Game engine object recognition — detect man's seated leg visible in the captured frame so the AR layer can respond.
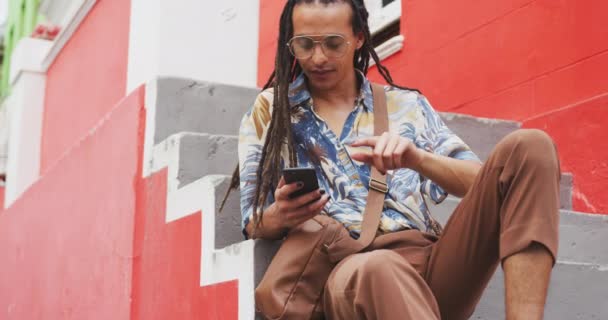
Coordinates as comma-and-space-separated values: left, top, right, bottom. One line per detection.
322, 249, 440, 320
424, 129, 561, 320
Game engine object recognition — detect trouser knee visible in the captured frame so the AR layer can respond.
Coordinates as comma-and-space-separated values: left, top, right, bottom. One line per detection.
495, 129, 560, 175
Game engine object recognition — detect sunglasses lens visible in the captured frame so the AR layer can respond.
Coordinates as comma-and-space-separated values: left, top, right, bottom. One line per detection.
289, 35, 348, 59
323, 36, 347, 57
291, 37, 314, 58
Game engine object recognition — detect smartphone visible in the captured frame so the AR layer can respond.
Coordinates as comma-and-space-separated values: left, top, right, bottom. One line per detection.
282, 167, 320, 199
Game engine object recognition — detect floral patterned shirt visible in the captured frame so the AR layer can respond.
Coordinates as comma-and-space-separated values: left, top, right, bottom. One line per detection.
238, 72, 480, 239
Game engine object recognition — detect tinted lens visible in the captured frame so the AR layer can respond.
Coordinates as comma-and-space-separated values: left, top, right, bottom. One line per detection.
288, 35, 349, 59
290, 37, 315, 58
323, 35, 347, 55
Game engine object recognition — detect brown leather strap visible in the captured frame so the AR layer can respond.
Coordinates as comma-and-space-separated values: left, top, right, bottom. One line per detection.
357, 83, 388, 247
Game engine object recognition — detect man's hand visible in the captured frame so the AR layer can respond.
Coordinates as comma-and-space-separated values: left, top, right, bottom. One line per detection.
247, 177, 330, 239
272, 177, 330, 229
351, 131, 481, 197
350, 132, 425, 174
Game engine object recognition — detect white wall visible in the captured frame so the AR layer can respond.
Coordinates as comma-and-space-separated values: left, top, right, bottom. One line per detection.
127, 0, 260, 92
2, 38, 52, 207
4, 72, 46, 207
126, 0, 161, 93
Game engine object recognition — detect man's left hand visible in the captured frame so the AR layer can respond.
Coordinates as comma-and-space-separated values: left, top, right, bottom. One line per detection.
350, 132, 425, 175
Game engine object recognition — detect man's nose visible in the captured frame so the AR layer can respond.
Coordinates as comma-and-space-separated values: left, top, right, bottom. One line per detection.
310, 44, 328, 64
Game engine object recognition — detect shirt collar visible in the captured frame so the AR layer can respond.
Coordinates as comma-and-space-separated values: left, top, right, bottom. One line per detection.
288, 70, 374, 111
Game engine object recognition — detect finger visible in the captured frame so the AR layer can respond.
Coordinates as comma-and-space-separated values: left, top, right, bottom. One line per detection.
350, 152, 373, 164
351, 136, 378, 147
383, 134, 400, 170
372, 132, 390, 174
307, 193, 330, 213
393, 138, 408, 168
275, 181, 303, 200
286, 195, 329, 222
285, 188, 324, 210
274, 176, 287, 199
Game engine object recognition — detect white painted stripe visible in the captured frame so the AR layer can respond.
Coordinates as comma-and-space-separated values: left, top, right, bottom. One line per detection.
3, 70, 46, 208
142, 79, 159, 178
143, 99, 256, 318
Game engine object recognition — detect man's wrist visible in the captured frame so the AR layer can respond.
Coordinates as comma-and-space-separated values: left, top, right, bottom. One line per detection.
410, 148, 429, 173
249, 204, 289, 240
266, 204, 290, 238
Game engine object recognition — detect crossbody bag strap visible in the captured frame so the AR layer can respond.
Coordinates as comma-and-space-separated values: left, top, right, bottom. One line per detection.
357, 83, 389, 247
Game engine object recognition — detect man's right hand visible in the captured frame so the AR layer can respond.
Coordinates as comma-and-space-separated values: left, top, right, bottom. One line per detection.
246, 177, 330, 239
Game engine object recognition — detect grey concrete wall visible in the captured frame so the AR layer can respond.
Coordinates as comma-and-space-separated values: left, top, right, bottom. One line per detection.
214, 176, 248, 250
152, 77, 258, 143
152, 77, 522, 161
441, 112, 520, 162
177, 134, 238, 188
214, 176, 282, 289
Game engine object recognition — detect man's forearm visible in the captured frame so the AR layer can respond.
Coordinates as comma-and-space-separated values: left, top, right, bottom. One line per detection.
413, 151, 481, 198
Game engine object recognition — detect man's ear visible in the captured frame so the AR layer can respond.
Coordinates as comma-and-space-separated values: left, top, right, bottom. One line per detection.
355, 32, 364, 49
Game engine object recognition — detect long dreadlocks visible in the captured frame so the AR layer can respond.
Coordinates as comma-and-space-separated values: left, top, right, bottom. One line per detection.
220, 0, 420, 236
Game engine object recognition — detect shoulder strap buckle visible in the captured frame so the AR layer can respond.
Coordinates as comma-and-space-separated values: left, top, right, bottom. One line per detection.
369, 178, 388, 194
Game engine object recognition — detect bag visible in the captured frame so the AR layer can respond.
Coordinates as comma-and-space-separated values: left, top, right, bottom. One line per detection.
255, 84, 390, 319
254, 215, 349, 319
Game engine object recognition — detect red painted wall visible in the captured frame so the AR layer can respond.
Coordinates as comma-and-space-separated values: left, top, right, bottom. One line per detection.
523, 94, 608, 214
258, 0, 608, 213
0, 88, 144, 320
41, 0, 130, 173
131, 169, 239, 320
1, 82, 240, 319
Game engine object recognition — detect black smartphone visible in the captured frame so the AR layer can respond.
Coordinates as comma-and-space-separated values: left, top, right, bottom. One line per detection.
282, 167, 320, 199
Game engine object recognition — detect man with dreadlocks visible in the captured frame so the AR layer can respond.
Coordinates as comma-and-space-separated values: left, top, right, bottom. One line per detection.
235, 0, 560, 319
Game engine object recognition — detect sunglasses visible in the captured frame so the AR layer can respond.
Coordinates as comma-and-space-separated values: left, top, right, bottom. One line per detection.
287, 34, 351, 59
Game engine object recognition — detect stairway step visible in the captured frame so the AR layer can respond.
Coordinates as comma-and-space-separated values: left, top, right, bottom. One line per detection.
149, 78, 257, 144
440, 112, 520, 162
144, 79, 602, 318
212, 176, 608, 318
151, 132, 584, 254
429, 197, 608, 265
174, 133, 238, 188
148, 78, 574, 209
148, 129, 604, 319
472, 262, 608, 319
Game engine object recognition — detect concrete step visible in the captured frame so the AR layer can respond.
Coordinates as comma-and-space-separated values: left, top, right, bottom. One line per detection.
429, 197, 608, 267
146, 78, 573, 210
472, 262, 608, 319
143, 78, 603, 318
211, 174, 608, 319
151, 130, 598, 266
429, 197, 608, 318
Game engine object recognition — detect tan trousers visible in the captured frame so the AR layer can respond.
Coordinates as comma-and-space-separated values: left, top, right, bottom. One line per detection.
322, 129, 561, 320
